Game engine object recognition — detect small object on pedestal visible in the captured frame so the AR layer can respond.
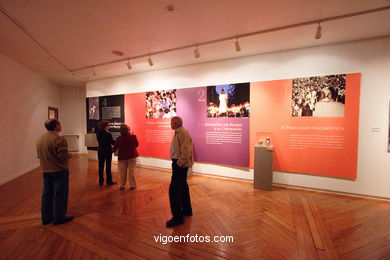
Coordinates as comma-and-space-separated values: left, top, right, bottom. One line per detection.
266, 136, 270, 146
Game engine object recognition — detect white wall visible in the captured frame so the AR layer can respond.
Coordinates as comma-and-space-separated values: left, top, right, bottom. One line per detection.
86, 37, 390, 199
0, 53, 61, 185
60, 85, 87, 153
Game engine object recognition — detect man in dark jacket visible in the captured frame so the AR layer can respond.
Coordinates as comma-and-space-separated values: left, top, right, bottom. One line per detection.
96, 120, 116, 186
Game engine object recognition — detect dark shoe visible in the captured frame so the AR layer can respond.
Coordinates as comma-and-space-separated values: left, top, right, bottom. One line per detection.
166, 218, 184, 228
183, 212, 192, 217
42, 220, 52, 225
119, 186, 125, 190
129, 186, 137, 190
106, 182, 116, 186
53, 216, 74, 225
99, 179, 104, 186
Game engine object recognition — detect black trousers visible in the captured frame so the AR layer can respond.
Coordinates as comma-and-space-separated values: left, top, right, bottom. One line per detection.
41, 170, 69, 224
98, 150, 113, 184
169, 159, 192, 220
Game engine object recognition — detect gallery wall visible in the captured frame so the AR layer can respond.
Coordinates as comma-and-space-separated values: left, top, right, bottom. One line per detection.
88, 75, 359, 179
0, 53, 62, 185
60, 85, 87, 153
86, 36, 390, 198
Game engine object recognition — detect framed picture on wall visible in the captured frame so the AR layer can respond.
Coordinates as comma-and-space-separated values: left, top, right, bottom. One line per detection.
48, 107, 58, 119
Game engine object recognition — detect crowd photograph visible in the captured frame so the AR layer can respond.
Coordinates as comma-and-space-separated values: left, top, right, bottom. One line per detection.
291, 74, 346, 117
146, 90, 177, 118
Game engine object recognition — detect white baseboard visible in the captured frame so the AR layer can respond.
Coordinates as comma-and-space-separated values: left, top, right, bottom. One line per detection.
0, 163, 40, 186
273, 183, 390, 202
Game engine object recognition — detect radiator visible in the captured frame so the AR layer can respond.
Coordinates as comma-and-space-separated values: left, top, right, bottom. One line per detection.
63, 135, 79, 152
84, 133, 98, 147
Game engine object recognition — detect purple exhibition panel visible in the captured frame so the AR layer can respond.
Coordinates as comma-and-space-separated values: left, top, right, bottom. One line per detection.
176, 85, 249, 167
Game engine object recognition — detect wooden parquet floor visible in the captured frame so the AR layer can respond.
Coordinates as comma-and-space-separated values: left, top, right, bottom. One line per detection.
0, 154, 390, 260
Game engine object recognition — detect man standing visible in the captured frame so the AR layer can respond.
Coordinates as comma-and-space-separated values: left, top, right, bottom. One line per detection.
36, 119, 74, 225
166, 116, 193, 227
96, 120, 116, 186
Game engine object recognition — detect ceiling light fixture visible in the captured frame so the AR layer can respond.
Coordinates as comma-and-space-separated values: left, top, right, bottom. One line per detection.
235, 37, 241, 52
126, 60, 132, 70
194, 46, 200, 59
166, 5, 175, 13
315, 23, 322, 39
112, 50, 124, 56
92, 69, 96, 76
148, 56, 154, 66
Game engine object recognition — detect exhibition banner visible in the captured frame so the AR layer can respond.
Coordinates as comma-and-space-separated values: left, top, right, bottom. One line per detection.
124, 85, 250, 167
86, 94, 124, 140
177, 84, 250, 167
249, 73, 360, 178
88, 73, 360, 178
125, 92, 173, 159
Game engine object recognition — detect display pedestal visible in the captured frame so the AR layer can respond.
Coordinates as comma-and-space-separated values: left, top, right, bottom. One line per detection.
254, 145, 273, 191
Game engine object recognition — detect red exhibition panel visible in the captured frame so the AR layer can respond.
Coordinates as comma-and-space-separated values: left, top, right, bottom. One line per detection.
249, 73, 360, 179
124, 93, 172, 159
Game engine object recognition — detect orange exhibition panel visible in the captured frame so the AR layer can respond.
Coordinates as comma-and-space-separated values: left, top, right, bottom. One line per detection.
249, 73, 360, 179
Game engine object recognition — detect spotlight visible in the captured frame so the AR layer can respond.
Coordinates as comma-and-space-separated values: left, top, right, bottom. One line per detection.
235, 37, 241, 52
126, 60, 132, 70
194, 46, 200, 59
315, 23, 322, 40
92, 69, 96, 76
148, 56, 154, 66
166, 5, 175, 13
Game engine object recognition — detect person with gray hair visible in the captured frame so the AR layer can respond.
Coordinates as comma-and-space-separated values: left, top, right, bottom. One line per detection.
36, 119, 73, 225
166, 116, 194, 227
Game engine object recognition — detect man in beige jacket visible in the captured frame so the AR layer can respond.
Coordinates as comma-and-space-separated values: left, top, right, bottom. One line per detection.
166, 116, 194, 227
36, 119, 73, 225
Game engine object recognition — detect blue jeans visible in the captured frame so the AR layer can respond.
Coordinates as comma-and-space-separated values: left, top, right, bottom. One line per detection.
41, 170, 69, 224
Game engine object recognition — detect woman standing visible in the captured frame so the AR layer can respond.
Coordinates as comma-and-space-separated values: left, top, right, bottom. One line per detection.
96, 120, 116, 186
114, 124, 139, 190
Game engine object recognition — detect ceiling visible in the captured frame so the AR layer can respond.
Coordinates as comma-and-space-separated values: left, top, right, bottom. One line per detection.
0, 0, 389, 87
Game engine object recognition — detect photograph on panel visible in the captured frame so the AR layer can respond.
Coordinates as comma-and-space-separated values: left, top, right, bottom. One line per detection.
206, 83, 250, 118
88, 97, 99, 120
100, 95, 125, 140
145, 90, 177, 118
291, 74, 346, 117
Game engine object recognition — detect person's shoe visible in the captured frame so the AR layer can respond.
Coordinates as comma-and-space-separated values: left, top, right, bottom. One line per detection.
183, 212, 192, 217
42, 220, 52, 225
129, 186, 137, 190
99, 179, 104, 186
53, 216, 74, 225
106, 182, 116, 186
166, 218, 184, 228
119, 186, 125, 190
